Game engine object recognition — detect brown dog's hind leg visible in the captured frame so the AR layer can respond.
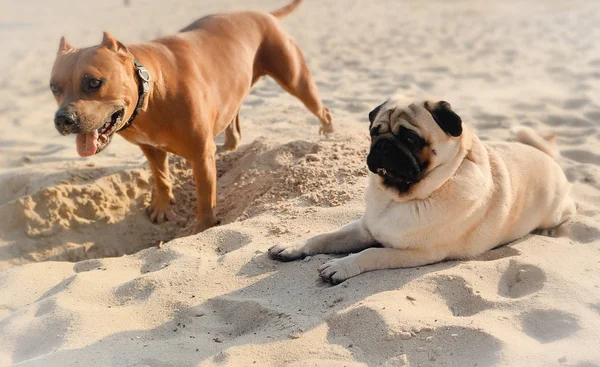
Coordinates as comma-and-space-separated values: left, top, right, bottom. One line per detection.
140, 145, 175, 223
222, 111, 242, 151
264, 37, 333, 134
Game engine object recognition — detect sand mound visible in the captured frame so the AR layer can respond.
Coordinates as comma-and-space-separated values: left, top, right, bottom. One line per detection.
0, 135, 369, 269
216, 134, 368, 222
0, 168, 163, 267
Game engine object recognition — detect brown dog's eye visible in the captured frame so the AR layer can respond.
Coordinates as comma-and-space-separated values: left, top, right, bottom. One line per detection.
88, 78, 102, 89
50, 84, 60, 95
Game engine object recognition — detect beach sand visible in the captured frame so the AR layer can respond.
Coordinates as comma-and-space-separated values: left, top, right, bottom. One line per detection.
1, 0, 599, 366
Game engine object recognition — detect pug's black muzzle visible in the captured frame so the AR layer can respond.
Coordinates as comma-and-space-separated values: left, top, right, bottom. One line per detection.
367, 136, 421, 191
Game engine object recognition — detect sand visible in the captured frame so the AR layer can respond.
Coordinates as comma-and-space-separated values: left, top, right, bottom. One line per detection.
1, 0, 600, 366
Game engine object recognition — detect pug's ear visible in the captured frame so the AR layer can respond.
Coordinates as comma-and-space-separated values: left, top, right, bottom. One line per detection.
369, 101, 387, 124
425, 101, 462, 137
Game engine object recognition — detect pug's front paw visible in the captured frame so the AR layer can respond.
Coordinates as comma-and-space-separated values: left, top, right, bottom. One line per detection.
318, 256, 362, 285
268, 243, 308, 262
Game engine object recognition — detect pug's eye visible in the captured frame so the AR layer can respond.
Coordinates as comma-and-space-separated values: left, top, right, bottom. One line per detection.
88, 78, 102, 89
405, 136, 416, 145
370, 125, 381, 137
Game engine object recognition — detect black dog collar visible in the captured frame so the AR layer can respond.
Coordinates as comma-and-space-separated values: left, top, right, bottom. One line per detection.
118, 58, 150, 132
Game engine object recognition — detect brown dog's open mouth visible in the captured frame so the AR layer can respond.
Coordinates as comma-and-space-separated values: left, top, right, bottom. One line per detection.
76, 109, 125, 157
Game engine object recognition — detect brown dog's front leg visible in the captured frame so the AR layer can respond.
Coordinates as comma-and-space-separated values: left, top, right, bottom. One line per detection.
190, 149, 218, 233
140, 145, 175, 223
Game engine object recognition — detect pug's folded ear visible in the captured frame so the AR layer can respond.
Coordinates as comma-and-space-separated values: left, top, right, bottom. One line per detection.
425, 101, 462, 137
369, 101, 387, 125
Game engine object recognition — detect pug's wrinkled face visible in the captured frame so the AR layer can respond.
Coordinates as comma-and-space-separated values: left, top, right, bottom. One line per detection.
366, 98, 463, 194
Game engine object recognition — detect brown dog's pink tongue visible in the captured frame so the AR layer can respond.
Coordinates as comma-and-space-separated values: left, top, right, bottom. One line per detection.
76, 130, 99, 157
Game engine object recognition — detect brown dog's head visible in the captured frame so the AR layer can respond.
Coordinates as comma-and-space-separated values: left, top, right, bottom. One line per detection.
49, 32, 139, 156
366, 97, 463, 196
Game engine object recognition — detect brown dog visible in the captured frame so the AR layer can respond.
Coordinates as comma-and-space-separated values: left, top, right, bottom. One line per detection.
49, 0, 333, 233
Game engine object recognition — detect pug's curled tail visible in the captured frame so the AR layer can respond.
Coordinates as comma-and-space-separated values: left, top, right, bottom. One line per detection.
512, 126, 559, 159
271, 0, 303, 19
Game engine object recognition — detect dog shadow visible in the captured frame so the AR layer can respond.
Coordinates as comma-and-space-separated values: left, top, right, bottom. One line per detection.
12, 241, 519, 366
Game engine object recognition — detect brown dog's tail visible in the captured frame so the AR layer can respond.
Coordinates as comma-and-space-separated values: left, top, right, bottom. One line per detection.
512, 126, 559, 159
271, 0, 303, 19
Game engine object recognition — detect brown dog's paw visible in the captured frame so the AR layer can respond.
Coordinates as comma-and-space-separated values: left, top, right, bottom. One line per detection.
319, 108, 334, 135
189, 218, 220, 234
147, 197, 176, 224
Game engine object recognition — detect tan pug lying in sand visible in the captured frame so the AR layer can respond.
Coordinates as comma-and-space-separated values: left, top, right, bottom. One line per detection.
49, 0, 332, 234
270, 97, 576, 284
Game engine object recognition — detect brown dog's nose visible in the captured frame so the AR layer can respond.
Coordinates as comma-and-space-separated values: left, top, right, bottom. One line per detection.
54, 110, 78, 134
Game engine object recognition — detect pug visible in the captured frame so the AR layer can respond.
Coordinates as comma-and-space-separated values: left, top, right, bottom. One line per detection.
269, 96, 576, 284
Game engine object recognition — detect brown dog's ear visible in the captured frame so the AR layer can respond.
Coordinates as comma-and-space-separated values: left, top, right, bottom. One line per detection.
101, 31, 130, 56
58, 37, 73, 54
369, 101, 387, 124
425, 101, 462, 137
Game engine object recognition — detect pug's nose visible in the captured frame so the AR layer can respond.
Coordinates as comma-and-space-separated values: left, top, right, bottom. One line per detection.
374, 139, 392, 154
54, 110, 77, 134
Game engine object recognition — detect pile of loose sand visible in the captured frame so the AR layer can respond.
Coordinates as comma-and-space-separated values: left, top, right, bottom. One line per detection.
0, 134, 369, 268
